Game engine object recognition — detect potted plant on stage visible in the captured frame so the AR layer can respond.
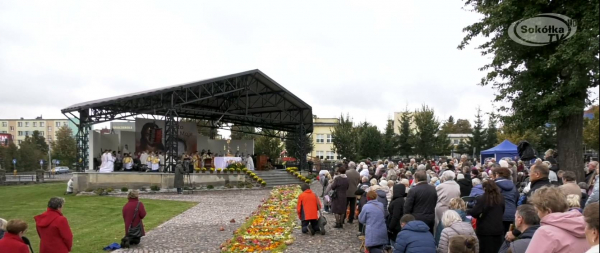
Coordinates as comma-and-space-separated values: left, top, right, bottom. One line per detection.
260, 181, 266, 187
217, 168, 222, 174
194, 167, 201, 173
201, 168, 207, 173
209, 168, 215, 174
236, 168, 242, 174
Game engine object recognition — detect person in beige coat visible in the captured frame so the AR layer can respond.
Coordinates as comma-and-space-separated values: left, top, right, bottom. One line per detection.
435, 171, 461, 231
437, 210, 479, 253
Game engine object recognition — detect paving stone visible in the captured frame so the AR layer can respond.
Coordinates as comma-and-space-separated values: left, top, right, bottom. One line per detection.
114, 189, 271, 253
284, 182, 362, 253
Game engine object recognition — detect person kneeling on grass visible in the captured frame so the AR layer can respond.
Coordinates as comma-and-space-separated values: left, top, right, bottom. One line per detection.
35, 197, 73, 253
297, 183, 323, 235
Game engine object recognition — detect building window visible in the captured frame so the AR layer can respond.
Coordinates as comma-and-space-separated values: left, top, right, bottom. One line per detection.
63, 122, 68, 126
316, 151, 324, 159
316, 134, 324, 143
453, 139, 459, 144
10, 126, 14, 131
326, 134, 333, 143
25, 131, 30, 136
1, 122, 6, 127
25, 122, 29, 127
48, 126, 52, 131
326, 151, 336, 160
18, 140, 23, 145
18, 122, 22, 127
33, 122, 37, 127
40, 122, 45, 127
18, 131, 23, 136
1, 131, 6, 133
56, 122, 60, 127
40, 131, 44, 136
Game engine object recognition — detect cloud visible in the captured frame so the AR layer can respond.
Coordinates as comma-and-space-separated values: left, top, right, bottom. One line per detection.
0, 0, 503, 129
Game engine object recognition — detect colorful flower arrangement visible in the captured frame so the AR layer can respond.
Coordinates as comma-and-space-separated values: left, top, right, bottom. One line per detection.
220, 185, 301, 252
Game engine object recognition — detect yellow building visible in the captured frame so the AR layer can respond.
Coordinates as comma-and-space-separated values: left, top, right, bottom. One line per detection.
393, 111, 417, 135
0, 117, 76, 147
311, 117, 339, 160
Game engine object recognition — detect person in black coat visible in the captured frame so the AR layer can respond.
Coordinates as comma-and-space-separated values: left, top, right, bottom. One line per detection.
523, 162, 551, 204
403, 170, 438, 233
457, 173, 472, 197
468, 180, 505, 253
387, 184, 406, 243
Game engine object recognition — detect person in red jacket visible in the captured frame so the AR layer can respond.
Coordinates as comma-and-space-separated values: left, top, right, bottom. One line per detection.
122, 190, 147, 245
0, 219, 30, 253
297, 183, 322, 235
34, 197, 73, 253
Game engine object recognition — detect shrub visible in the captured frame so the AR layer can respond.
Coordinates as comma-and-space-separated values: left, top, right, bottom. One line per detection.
184, 186, 191, 190
140, 187, 146, 191
106, 187, 114, 193
94, 188, 105, 195
150, 185, 160, 191
207, 185, 214, 189
85, 188, 94, 192
225, 183, 234, 189
305, 179, 311, 183
121, 187, 129, 192
237, 182, 246, 188
261, 181, 267, 186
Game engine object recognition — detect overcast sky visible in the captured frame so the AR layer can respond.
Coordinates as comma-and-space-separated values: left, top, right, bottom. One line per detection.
1, 0, 509, 131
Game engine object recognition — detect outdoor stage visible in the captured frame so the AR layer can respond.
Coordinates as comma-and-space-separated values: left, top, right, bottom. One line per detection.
72, 172, 248, 192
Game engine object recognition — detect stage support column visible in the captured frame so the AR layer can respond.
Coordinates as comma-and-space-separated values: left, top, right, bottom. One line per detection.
76, 109, 91, 172
297, 110, 308, 173
165, 108, 179, 173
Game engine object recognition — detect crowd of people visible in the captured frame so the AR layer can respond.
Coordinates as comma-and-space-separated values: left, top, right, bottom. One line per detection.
301, 153, 600, 253
0, 191, 147, 252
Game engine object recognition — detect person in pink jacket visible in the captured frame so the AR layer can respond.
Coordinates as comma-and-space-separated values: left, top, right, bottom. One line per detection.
526, 186, 590, 253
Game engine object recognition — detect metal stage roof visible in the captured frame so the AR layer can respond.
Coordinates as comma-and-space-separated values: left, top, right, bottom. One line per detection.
62, 69, 313, 172
62, 69, 313, 133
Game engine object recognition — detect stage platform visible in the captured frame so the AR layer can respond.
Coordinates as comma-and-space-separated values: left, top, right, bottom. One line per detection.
73, 172, 247, 192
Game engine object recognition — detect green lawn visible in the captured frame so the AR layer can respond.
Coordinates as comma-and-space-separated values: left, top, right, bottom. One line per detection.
0, 183, 196, 252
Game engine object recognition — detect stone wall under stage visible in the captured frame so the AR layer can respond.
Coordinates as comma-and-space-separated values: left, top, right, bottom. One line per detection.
72, 172, 247, 192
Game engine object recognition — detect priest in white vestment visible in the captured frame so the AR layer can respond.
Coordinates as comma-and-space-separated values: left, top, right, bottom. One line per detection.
246, 154, 255, 171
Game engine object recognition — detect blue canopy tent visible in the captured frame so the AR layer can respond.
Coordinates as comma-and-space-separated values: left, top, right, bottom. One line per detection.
480, 140, 519, 161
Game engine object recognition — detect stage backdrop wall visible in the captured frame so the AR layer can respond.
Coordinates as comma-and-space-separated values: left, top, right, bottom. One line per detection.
196, 136, 255, 156
120, 131, 136, 154
135, 118, 197, 155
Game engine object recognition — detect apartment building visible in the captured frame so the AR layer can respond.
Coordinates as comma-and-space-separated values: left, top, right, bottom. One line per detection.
311, 117, 340, 160
0, 117, 78, 147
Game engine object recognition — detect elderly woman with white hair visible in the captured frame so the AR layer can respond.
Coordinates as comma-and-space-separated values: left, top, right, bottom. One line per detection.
435, 171, 461, 236
437, 210, 479, 253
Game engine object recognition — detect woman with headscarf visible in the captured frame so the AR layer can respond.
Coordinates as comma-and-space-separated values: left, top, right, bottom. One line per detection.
330, 167, 349, 229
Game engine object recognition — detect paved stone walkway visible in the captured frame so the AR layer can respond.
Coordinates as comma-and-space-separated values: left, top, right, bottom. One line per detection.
114, 189, 271, 253
284, 182, 362, 253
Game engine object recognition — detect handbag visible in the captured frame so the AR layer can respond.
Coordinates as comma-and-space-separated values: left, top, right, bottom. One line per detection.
121, 201, 142, 248
328, 189, 338, 199
314, 193, 327, 235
